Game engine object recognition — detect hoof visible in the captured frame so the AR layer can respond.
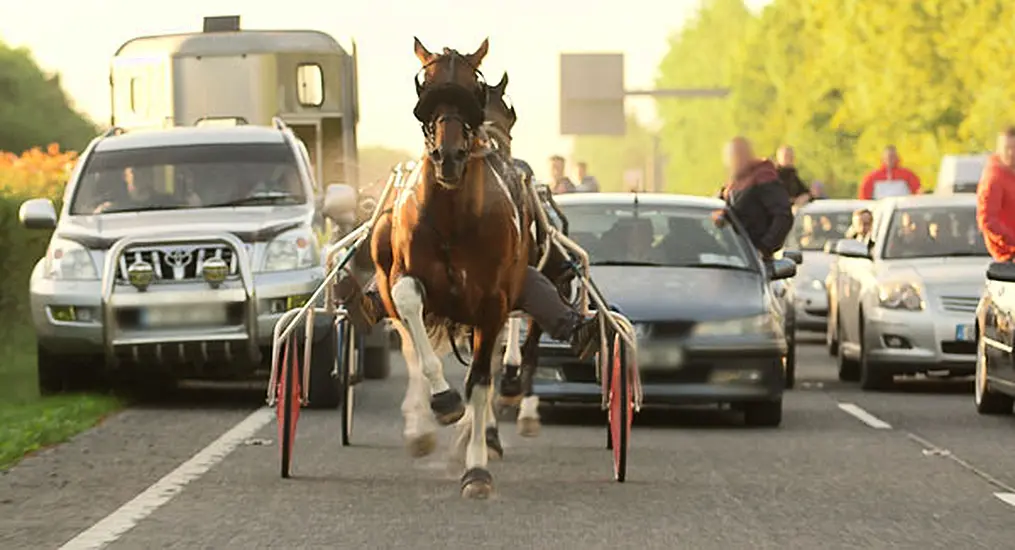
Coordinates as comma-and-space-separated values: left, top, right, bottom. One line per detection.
406, 432, 437, 458
486, 426, 504, 461
461, 467, 494, 499
430, 389, 465, 425
517, 417, 541, 438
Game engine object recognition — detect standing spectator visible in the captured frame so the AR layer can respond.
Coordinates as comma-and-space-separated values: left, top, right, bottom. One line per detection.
574, 161, 600, 193
775, 145, 812, 208
810, 180, 828, 199
977, 127, 1015, 262
858, 145, 921, 200
549, 155, 575, 194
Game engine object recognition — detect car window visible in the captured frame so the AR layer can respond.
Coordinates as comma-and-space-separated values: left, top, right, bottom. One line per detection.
881, 206, 988, 259
785, 210, 854, 251
70, 143, 307, 215
559, 203, 756, 270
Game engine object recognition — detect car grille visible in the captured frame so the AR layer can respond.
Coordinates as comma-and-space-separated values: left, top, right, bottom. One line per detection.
941, 341, 976, 355
116, 244, 242, 283
940, 296, 978, 314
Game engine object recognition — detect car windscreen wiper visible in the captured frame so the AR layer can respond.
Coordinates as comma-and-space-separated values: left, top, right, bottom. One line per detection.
681, 262, 755, 271
112, 205, 185, 213
939, 251, 989, 257
589, 260, 666, 267
206, 192, 302, 208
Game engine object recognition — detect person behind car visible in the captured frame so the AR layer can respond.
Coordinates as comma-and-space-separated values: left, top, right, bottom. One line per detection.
844, 208, 874, 241
977, 127, 1015, 262
714, 136, 794, 263
858, 145, 922, 200
549, 155, 575, 194
653, 215, 728, 264
775, 145, 812, 209
574, 161, 600, 193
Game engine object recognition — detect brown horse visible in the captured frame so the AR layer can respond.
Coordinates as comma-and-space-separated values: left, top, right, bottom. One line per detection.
371, 38, 531, 499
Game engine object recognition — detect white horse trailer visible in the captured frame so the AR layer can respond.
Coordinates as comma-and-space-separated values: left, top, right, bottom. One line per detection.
109, 15, 360, 188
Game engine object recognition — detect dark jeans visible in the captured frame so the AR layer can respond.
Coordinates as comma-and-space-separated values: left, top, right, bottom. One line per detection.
364, 266, 580, 341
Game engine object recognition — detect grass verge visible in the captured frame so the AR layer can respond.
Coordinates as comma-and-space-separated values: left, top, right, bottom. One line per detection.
0, 324, 122, 470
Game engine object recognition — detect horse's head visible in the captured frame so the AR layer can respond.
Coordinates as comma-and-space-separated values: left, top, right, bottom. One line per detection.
413, 37, 489, 189
484, 72, 517, 153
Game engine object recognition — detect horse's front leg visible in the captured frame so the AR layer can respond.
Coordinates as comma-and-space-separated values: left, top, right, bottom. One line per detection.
453, 329, 504, 463
390, 276, 465, 424
517, 318, 542, 437
497, 317, 524, 407
394, 322, 438, 457
459, 319, 503, 499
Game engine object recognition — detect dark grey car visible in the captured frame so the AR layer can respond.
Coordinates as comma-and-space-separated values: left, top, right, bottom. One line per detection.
530, 193, 796, 426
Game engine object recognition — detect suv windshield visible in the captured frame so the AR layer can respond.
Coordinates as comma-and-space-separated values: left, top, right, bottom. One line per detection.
559, 203, 757, 270
882, 206, 988, 259
70, 143, 307, 215
785, 210, 854, 251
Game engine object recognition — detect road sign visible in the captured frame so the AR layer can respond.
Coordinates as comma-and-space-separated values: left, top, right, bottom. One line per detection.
559, 53, 625, 136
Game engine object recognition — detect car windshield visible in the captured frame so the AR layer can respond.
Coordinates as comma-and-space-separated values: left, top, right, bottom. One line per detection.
785, 210, 854, 251
69, 143, 307, 215
882, 205, 988, 259
558, 202, 756, 270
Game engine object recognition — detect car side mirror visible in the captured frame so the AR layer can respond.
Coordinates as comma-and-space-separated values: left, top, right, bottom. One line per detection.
782, 249, 803, 265
833, 238, 870, 259
323, 183, 357, 224
19, 198, 57, 230
987, 261, 1015, 283
768, 258, 797, 281
823, 241, 834, 254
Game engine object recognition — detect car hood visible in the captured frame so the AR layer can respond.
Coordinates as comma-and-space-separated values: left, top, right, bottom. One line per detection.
57, 206, 312, 247
797, 250, 834, 282
587, 265, 766, 322
878, 257, 990, 296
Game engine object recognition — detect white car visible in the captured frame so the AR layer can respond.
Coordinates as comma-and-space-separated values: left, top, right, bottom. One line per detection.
830, 195, 989, 390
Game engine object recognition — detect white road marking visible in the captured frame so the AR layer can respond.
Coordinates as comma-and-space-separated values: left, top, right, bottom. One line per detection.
58, 408, 274, 550
995, 493, 1015, 507
837, 402, 892, 429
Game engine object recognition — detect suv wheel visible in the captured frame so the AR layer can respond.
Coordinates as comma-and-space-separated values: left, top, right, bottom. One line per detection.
784, 315, 797, 389
975, 332, 1013, 414
836, 314, 859, 382
37, 346, 105, 395
858, 314, 892, 391
300, 313, 341, 409
744, 399, 782, 427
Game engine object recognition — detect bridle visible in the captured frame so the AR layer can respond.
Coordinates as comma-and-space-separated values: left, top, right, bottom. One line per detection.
413, 49, 489, 164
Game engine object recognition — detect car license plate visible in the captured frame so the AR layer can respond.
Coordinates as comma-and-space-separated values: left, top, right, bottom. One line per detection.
140, 304, 228, 327
955, 324, 975, 342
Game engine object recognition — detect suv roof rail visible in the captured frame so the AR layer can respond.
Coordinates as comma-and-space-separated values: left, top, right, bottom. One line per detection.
103, 126, 126, 138
271, 116, 288, 131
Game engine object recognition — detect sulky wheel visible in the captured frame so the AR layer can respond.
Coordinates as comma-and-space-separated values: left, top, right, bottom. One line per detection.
277, 333, 302, 479
336, 317, 357, 446
608, 332, 632, 482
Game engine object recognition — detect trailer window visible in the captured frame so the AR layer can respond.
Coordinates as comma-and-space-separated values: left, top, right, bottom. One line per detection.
129, 77, 144, 114
296, 64, 324, 107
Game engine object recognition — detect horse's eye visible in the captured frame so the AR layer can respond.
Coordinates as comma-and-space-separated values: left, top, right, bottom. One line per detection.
455, 150, 468, 161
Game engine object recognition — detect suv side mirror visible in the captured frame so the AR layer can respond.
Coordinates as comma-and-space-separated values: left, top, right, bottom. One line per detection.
833, 238, 870, 259
768, 258, 797, 281
19, 198, 57, 230
782, 250, 803, 265
987, 261, 1015, 283
323, 183, 357, 224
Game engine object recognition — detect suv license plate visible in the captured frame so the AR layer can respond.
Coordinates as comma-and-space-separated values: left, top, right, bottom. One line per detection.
955, 324, 975, 342
140, 305, 228, 327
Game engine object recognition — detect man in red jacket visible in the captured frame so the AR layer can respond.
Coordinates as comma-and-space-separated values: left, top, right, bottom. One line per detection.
977, 128, 1015, 261
858, 145, 922, 199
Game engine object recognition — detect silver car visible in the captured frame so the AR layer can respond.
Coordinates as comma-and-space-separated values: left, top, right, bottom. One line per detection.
784, 199, 872, 332
19, 124, 336, 400
830, 195, 990, 390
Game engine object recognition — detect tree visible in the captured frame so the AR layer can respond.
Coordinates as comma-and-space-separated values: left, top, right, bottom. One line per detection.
570, 115, 654, 192
0, 42, 97, 154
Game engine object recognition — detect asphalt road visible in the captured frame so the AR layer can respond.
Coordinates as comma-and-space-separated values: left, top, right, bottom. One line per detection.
4, 333, 1015, 550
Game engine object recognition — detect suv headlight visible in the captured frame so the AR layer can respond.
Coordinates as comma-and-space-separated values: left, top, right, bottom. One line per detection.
691, 313, 778, 337
262, 229, 319, 272
44, 237, 98, 280
878, 282, 923, 310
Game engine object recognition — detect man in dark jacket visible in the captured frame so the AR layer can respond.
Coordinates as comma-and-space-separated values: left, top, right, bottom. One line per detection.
715, 137, 794, 260
775, 145, 812, 208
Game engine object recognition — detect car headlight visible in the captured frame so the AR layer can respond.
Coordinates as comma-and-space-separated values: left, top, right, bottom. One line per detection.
878, 282, 923, 311
809, 277, 825, 291
43, 237, 98, 280
691, 313, 778, 337
262, 229, 319, 272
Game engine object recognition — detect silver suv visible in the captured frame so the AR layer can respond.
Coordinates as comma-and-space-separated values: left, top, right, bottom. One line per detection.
19, 124, 337, 399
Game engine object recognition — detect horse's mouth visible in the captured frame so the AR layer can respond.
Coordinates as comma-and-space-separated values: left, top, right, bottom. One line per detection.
435, 176, 462, 189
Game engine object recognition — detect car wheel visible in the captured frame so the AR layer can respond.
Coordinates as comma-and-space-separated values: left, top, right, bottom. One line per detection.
304, 313, 341, 410
975, 332, 1013, 415
858, 312, 893, 391
836, 314, 859, 382
784, 317, 797, 390
743, 399, 782, 427
826, 295, 839, 356
37, 346, 105, 396
362, 345, 391, 380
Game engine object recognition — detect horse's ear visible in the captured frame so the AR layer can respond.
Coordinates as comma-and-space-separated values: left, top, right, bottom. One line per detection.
494, 72, 508, 93
467, 38, 489, 67
413, 36, 433, 64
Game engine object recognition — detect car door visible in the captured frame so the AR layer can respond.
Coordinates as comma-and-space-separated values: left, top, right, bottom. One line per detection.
983, 277, 1015, 384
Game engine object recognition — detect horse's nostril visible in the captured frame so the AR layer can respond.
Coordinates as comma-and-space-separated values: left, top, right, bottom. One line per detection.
431, 149, 442, 161
455, 150, 468, 161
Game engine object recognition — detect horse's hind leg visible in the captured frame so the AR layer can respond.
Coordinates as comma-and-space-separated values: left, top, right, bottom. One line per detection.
517, 318, 542, 438
497, 317, 524, 407
390, 276, 465, 425
395, 322, 438, 458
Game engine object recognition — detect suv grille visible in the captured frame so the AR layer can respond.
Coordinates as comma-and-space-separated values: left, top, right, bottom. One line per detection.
940, 296, 978, 314
116, 244, 242, 283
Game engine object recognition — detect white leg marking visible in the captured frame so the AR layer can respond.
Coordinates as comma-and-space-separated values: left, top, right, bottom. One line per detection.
58, 408, 273, 550
519, 395, 540, 420
466, 384, 492, 471
396, 323, 437, 452
391, 277, 451, 395
503, 317, 522, 367
837, 402, 892, 429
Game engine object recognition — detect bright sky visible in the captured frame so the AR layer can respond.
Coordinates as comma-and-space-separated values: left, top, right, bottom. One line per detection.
1, 0, 766, 180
